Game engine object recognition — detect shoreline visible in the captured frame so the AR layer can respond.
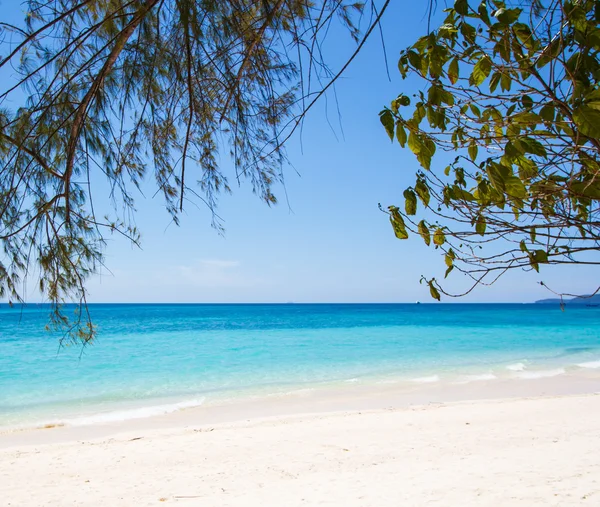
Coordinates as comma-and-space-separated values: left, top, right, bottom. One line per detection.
2, 370, 599, 449
2, 391, 600, 505
3, 358, 600, 436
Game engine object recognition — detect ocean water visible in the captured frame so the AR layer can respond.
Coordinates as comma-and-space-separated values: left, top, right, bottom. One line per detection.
1, 303, 599, 428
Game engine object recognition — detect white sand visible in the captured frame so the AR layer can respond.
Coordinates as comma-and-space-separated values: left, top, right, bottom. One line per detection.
2, 393, 600, 506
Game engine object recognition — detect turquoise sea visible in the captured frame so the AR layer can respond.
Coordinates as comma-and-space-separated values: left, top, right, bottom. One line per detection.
1, 303, 600, 429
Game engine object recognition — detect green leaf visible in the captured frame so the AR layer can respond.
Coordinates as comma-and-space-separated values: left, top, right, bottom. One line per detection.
429, 281, 441, 301
519, 137, 547, 157
500, 72, 512, 91
445, 249, 455, 268
418, 220, 431, 246
505, 176, 527, 199
512, 111, 541, 125
407, 50, 422, 71
455, 0, 469, 16
407, 131, 423, 156
512, 22, 534, 49
404, 189, 417, 215
486, 163, 509, 192
415, 178, 430, 207
521, 95, 534, 110
448, 58, 459, 85
433, 228, 446, 246
571, 181, 600, 199
470, 56, 492, 86
539, 104, 555, 122
489, 72, 501, 93
468, 142, 478, 162
379, 109, 395, 141
533, 249, 548, 263
396, 123, 407, 147
397, 94, 411, 106
409, 133, 436, 170
389, 206, 408, 239
494, 7, 521, 24
478, 1, 491, 25
573, 105, 600, 138
460, 22, 476, 43
475, 215, 486, 235
444, 265, 454, 278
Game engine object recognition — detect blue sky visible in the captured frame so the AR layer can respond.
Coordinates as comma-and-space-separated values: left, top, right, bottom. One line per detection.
4, 1, 598, 303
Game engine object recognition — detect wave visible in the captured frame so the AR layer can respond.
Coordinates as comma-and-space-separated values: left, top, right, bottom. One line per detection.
576, 360, 600, 369
506, 362, 527, 371
410, 375, 440, 384
555, 347, 597, 358
515, 368, 565, 380
63, 398, 206, 427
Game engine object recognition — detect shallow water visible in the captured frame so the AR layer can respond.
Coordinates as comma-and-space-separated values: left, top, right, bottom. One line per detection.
1, 303, 599, 428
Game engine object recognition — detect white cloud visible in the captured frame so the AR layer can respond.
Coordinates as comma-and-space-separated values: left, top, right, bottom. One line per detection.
164, 259, 246, 288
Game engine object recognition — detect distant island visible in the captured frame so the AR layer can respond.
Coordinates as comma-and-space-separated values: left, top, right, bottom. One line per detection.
535, 294, 600, 305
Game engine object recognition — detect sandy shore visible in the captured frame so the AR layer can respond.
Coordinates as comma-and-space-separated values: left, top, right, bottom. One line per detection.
2, 391, 600, 506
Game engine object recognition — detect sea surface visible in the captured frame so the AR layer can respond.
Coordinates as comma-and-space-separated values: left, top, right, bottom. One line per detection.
1, 303, 600, 429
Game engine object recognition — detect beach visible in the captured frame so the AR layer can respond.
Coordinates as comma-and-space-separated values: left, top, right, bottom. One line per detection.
2, 303, 600, 505
2, 381, 600, 506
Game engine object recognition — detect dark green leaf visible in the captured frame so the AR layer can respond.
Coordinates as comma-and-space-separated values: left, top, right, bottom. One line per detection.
407, 50, 422, 71
455, 0, 469, 16
478, 1, 491, 25
379, 109, 394, 141
521, 95, 534, 110
539, 104, 555, 122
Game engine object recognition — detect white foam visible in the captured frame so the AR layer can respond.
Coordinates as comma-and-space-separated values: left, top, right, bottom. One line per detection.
577, 360, 600, 369
410, 375, 440, 384
515, 368, 565, 380
506, 362, 527, 371
455, 373, 497, 384
65, 398, 205, 426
